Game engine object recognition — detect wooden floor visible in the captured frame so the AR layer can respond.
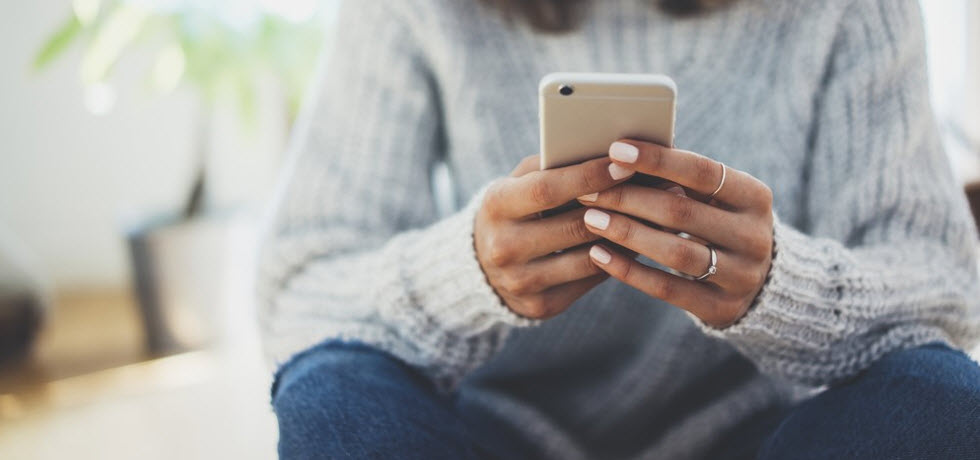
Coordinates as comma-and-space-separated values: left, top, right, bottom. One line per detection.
0, 289, 277, 459
1, 290, 147, 394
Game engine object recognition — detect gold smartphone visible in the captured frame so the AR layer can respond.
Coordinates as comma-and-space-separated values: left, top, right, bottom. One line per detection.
538, 73, 677, 218
539, 72, 677, 170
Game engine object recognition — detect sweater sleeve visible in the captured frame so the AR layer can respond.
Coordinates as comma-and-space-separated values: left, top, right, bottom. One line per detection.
691, 0, 980, 386
256, 1, 535, 389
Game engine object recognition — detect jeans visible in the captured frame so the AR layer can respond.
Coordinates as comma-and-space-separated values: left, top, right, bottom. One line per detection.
271, 341, 980, 459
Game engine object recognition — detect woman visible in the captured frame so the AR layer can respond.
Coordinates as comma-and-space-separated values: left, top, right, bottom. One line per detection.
259, 0, 980, 458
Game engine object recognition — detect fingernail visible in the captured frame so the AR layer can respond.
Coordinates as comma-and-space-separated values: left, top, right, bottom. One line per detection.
590, 246, 612, 264
665, 185, 686, 197
578, 192, 598, 202
608, 163, 634, 180
584, 209, 610, 230
609, 142, 639, 163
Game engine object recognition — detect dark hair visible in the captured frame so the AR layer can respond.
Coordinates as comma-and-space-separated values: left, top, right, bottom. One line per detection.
485, 0, 736, 32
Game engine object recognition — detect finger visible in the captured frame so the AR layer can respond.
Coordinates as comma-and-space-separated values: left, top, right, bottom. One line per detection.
642, 181, 733, 246
645, 181, 686, 235
578, 184, 753, 251
582, 208, 743, 290
532, 274, 608, 319
499, 247, 606, 296
607, 140, 769, 211
490, 156, 635, 219
587, 244, 725, 322
515, 207, 601, 259
511, 155, 540, 177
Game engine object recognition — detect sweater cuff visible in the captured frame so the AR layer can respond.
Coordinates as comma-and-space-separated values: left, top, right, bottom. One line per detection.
687, 213, 963, 385
689, 214, 851, 364
379, 185, 541, 340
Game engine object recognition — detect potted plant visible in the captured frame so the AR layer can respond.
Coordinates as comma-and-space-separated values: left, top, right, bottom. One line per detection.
33, 0, 327, 353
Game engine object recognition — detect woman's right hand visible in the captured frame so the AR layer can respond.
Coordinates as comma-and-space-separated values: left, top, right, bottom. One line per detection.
474, 155, 636, 319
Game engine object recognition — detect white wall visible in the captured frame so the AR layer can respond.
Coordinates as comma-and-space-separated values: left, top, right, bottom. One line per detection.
0, 1, 287, 290
921, 0, 980, 184
967, 1, 980, 142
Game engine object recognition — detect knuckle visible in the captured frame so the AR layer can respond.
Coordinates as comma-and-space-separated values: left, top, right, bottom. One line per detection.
647, 145, 667, 171
668, 241, 700, 271
496, 272, 518, 293
693, 157, 718, 185
483, 182, 507, 218
562, 218, 594, 243
763, 211, 775, 229
520, 295, 549, 319
580, 252, 603, 275
741, 229, 772, 260
747, 180, 774, 215
757, 183, 774, 210
666, 196, 696, 224
618, 258, 635, 283
529, 180, 557, 208
487, 236, 517, 266
498, 271, 520, 293
651, 276, 675, 300
755, 234, 774, 259
747, 267, 768, 290
503, 271, 537, 296
609, 219, 636, 244
730, 267, 757, 291
603, 185, 627, 209
580, 162, 607, 192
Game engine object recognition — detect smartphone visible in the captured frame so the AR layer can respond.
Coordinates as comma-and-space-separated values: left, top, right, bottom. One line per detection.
539, 72, 677, 170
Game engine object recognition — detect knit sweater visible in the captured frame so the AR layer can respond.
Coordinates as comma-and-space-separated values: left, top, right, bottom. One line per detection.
258, 0, 980, 458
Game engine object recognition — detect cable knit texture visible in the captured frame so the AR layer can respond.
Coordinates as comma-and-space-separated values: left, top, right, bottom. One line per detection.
259, 0, 980, 457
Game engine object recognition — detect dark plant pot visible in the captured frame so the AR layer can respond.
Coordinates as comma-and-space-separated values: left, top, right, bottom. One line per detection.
127, 217, 233, 354
0, 233, 47, 370
0, 292, 43, 368
966, 181, 980, 233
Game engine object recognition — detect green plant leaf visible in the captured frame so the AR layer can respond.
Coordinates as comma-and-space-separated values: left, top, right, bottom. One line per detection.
33, 15, 83, 71
80, 4, 150, 84
32, 2, 327, 132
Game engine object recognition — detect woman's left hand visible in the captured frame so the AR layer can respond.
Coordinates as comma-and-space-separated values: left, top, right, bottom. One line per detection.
578, 140, 775, 328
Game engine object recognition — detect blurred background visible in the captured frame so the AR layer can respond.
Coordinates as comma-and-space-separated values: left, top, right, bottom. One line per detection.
0, 1, 978, 459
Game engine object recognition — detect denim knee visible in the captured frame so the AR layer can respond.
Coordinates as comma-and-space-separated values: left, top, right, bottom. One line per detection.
271, 339, 426, 402
759, 342, 980, 460
868, 342, 980, 391
863, 342, 980, 422
271, 340, 482, 460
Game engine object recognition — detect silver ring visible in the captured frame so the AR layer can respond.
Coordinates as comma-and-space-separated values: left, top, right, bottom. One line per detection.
695, 246, 718, 281
707, 163, 727, 200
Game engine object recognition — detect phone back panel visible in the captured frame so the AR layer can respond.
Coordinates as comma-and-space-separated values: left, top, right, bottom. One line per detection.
539, 73, 676, 169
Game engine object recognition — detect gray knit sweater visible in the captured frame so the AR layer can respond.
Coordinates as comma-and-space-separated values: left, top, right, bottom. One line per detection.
258, 0, 980, 457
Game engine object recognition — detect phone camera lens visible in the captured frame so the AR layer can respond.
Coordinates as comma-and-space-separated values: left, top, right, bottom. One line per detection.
559, 85, 574, 96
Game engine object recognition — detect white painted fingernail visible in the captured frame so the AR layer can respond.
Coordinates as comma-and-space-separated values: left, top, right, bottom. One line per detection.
584, 209, 610, 230
578, 192, 598, 202
609, 142, 639, 163
590, 246, 612, 264
608, 163, 634, 180
665, 185, 686, 197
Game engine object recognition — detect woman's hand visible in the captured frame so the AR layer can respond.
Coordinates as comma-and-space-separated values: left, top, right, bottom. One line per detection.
579, 140, 775, 328
475, 154, 637, 319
